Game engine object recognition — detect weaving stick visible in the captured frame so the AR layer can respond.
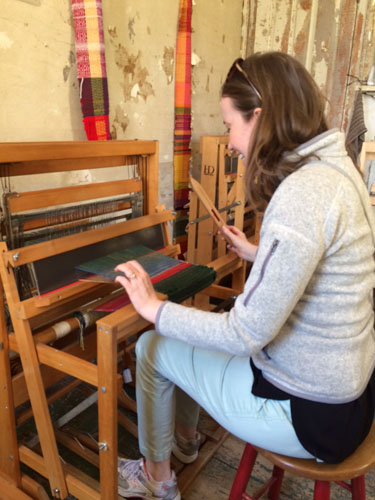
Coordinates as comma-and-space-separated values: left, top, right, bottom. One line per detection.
189, 177, 232, 243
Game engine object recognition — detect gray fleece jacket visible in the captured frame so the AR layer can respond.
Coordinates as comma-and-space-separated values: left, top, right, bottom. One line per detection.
156, 129, 375, 403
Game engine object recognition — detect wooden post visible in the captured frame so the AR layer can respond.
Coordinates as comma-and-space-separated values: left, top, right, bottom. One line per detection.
197, 136, 219, 265
0, 280, 21, 486
145, 141, 159, 214
97, 322, 118, 500
0, 245, 68, 498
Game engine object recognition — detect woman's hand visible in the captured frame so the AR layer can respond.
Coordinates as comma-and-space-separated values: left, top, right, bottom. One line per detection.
114, 260, 164, 323
220, 225, 258, 262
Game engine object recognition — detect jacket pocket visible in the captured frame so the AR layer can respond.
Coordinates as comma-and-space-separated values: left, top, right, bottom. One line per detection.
244, 239, 279, 307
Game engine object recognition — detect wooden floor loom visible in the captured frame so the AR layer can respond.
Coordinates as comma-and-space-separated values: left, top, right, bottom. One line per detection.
187, 135, 262, 310
0, 141, 241, 499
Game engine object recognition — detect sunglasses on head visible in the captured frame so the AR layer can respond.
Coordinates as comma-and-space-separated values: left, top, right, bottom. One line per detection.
226, 58, 262, 102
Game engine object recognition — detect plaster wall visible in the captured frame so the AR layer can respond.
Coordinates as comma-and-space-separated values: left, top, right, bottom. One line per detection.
0, 0, 84, 142
190, 0, 243, 177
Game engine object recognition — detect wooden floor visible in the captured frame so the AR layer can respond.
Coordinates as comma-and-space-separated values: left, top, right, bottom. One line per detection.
183, 433, 375, 500
183, 433, 246, 500
15, 381, 375, 499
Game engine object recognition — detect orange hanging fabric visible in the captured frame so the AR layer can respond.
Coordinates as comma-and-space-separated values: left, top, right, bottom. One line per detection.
173, 0, 192, 254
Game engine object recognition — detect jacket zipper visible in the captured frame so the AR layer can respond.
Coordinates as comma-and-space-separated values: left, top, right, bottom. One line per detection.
244, 239, 279, 307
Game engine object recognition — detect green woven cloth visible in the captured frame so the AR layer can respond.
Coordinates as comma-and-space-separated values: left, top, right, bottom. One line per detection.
154, 264, 216, 303
76, 245, 182, 281
77, 244, 216, 304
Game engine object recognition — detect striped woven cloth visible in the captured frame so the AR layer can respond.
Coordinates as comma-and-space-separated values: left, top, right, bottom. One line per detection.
71, 0, 111, 140
173, 0, 192, 254
95, 263, 216, 310
73, 244, 217, 310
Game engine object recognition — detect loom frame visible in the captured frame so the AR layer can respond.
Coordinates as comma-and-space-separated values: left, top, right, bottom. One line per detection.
0, 140, 169, 499
187, 135, 252, 310
0, 140, 234, 499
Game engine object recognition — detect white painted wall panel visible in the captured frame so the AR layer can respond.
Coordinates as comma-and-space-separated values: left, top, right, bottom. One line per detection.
245, 0, 375, 132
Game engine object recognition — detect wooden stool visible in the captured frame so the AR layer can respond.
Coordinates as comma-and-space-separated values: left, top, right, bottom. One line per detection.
228, 423, 375, 500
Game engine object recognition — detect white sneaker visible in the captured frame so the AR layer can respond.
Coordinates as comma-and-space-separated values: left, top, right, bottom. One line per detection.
118, 457, 181, 499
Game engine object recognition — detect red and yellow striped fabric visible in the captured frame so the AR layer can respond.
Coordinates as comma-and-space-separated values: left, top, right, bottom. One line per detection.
173, 0, 192, 254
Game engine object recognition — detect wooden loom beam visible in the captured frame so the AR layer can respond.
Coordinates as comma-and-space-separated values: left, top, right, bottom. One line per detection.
21, 474, 51, 500
6, 179, 142, 214
10, 329, 98, 412
0, 474, 33, 500
19, 283, 118, 322
0, 140, 158, 163
0, 279, 21, 487
35, 343, 99, 386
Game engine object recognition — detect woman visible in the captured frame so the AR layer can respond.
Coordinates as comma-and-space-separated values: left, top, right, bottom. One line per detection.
114, 52, 375, 500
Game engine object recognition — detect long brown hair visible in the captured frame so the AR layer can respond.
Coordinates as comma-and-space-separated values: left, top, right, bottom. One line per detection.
221, 52, 328, 210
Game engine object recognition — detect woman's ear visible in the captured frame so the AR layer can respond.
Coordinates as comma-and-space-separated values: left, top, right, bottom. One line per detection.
253, 107, 262, 119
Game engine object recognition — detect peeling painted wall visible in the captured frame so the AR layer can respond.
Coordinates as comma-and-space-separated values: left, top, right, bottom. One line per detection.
0, 0, 85, 142
0, 0, 243, 209
103, 0, 180, 210
244, 0, 375, 132
103, 0, 243, 208
190, 0, 244, 178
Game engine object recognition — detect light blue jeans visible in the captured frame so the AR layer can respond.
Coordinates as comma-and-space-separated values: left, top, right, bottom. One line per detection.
135, 330, 314, 462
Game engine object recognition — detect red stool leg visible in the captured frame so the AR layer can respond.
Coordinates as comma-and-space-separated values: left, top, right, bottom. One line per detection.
314, 480, 330, 500
351, 475, 366, 500
268, 465, 284, 500
228, 443, 258, 500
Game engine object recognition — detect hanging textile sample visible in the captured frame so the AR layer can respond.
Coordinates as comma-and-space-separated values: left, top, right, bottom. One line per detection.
173, 0, 192, 254
71, 0, 111, 140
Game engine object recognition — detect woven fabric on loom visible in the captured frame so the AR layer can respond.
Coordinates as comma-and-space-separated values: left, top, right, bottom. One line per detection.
173, 0, 192, 254
71, 0, 111, 140
74, 244, 216, 310
95, 264, 216, 310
